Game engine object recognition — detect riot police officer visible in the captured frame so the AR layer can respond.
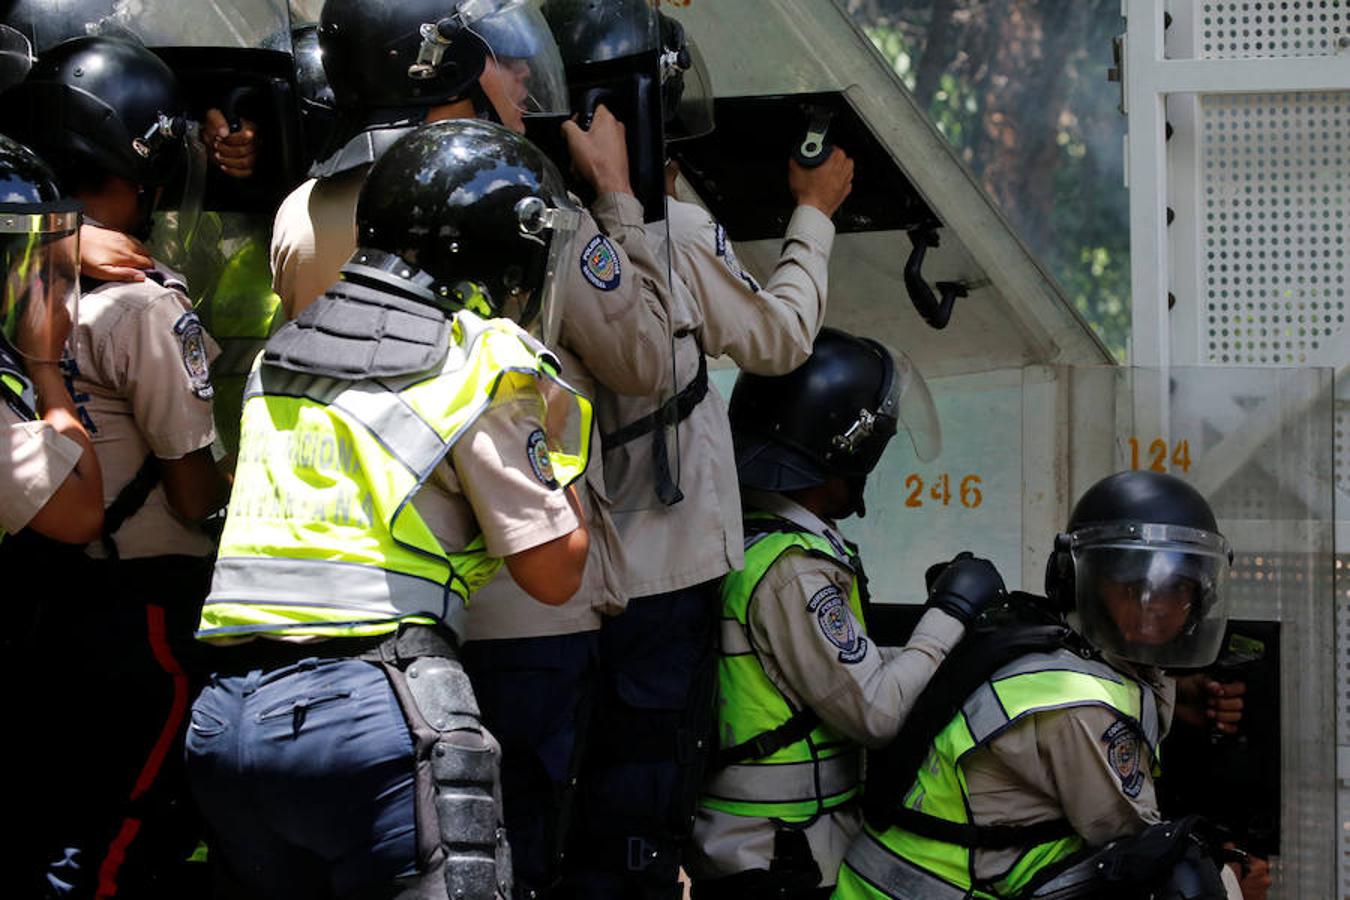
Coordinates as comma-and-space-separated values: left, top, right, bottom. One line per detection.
0, 134, 100, 545
187, 119, 594, 900
271, 0, 585, 320
0, 133, 108, 900
1, 35, 228, 897
685, 328, 1006, 899
536, 4, 853, 897
834, 470, 1236, 899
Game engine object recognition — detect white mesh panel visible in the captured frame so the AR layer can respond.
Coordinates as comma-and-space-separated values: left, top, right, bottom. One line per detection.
1200, 1, 1348, 59
1202, 90, 1349, 365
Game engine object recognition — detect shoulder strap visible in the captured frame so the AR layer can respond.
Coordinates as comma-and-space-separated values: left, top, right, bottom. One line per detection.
862, 594, 1081, 832
713, 707, 821, 769
889, 805, 1076, 850
100, 455, 161, 561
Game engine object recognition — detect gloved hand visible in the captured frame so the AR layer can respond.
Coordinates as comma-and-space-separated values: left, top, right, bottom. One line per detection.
925, 551, 1007, 625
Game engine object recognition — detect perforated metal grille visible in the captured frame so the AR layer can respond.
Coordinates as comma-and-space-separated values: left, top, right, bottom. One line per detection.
1202, 90, 1349, 364
1200, 1, 1349, 59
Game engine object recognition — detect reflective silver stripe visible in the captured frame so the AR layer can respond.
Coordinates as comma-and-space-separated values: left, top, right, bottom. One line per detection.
962, 650, 1142, 747
330, 383, 447, 476
1140, 681, 1160, 748
212, 337, 267, 378
244, 366, 449, 477
720, 619, 753, 656
703, 751, 858, 805
842, 831, 969, 900
208, 556, 465, 634
962, 681, 1010, 745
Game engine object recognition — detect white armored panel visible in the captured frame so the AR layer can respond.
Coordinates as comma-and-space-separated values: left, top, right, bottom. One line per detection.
1200, 90, 1348, 366
1126, 1, 1348, 896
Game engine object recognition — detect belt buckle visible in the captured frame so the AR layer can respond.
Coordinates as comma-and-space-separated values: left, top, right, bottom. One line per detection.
626, 836, 659, 872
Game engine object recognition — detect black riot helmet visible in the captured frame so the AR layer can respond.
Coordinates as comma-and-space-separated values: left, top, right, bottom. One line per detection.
0, 134, 81, 368
1045, 471, 1233, 668
730, 327, 940, 516
314, 0, 568, 175
290, 24, 339, 167
353, 119, 581, 342
0, 35, 190, 194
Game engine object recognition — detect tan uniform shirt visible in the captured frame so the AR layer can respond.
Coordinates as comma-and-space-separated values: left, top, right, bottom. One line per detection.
270, 170, 364, 321
962, 661, 1177, 881
0, 400, 83, 534
689, 493, 965, 885
589, 194, 834, 597
67, 271, 220, 559
464, 346, 625, 641
410, 390, 579, 566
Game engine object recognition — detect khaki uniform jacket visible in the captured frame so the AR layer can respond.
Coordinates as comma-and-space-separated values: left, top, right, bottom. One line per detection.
591, 196, 835, 597
961, 660, 1177, 882
0, 399, 83, 534
688, 492, 964, 885
463, 346, 625, 641
66, 270, 220, 560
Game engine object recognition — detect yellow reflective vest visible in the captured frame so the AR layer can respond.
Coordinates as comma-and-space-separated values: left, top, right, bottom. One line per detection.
834, 650, 1161, 900
197, 310, 591, 642
702, 516, 868, 822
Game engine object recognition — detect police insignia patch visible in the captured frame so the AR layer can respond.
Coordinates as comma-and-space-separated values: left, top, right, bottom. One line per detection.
714, 224, 761, 293
173, 311, 214, 401
580, 234, 622, 291
526, 428, 559, 489
808, 585, 868, 664
1102, 719, 1145, 798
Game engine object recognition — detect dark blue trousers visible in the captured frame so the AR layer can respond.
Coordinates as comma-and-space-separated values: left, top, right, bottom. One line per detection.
185, 657, 419, 899
561, 582, 721, 900
462, 631, 600, 898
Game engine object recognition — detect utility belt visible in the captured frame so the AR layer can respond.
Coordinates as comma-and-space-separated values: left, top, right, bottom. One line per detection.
600, 335, 708, 507
211, 622, 460, 676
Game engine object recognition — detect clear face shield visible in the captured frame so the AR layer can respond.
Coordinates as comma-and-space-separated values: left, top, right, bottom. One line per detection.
661, 32, 714, 143
461, 0, 570, 131
1070, 523, 1234, 668
0, 203, 82, 365
511, 194, 582, 346
851, 342, 940, 465
0, 25, 35, 93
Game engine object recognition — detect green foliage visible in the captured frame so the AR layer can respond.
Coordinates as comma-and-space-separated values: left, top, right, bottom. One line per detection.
858, 8, 1131, 361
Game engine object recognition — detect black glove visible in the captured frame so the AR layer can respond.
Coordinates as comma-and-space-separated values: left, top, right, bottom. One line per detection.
925, 552, 1007, 625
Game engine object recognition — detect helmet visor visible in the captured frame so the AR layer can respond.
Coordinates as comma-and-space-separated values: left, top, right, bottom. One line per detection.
1, 202, 82, 363
882, 347, 941, 462
0, 25, 34, 93
471, 1, 570, 118
505, 195, 582, 345
1071, 523, 1233, 667
663, 36, 714, 143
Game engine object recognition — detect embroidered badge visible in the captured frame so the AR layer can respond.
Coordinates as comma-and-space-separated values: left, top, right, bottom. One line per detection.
714, 224, 761, 292
526, 428, 559, 489
808, 584, 868, 664
173, 311, 214, 401
1102, 719, 1145, 798
580, 234, 622, 292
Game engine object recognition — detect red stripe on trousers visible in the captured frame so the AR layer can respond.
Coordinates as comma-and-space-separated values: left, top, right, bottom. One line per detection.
95, 603, 189, 900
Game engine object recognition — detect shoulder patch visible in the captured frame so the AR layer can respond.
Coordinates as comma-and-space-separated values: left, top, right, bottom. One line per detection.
1102, 719, 1145, 799
526, 428, 559, 489
807, 584, 868, 664
713, 224, 762, 293
580, 234, 622, 292
173, 311, 214, 401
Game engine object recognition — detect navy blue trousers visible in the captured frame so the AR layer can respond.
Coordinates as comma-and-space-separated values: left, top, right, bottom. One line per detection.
462, 631, 600, 898
562, 582, 721, 900
186, 657, 419, 899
